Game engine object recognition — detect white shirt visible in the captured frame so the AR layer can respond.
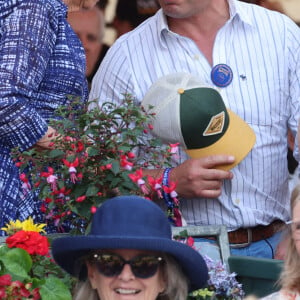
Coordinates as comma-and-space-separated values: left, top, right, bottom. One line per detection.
90, 0, 300, 230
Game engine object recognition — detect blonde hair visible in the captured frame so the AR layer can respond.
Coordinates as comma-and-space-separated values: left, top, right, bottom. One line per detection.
279, 184, 300, 292
73, 280, 98, 300
73, 254, 189, 300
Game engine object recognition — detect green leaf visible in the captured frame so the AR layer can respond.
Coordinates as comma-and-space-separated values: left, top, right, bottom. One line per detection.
111, 160, 120, 175
85, 185, 99, 197
49, 149, 65, 158
39, 276, 72, 300
1, 248, 32, 279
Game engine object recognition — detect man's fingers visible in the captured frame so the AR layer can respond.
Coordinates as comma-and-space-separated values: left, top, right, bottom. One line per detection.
201, 155, 235, 169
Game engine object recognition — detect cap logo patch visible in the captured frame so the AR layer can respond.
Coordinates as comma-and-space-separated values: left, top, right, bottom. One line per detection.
203, 111, 225, 136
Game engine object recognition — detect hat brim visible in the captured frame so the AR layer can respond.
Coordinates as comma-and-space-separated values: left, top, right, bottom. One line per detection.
185, 109, 256, 170
52, 235, 208, 291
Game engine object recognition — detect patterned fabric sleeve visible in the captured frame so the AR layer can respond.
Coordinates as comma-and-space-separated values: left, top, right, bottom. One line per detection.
0, 1, 57, 151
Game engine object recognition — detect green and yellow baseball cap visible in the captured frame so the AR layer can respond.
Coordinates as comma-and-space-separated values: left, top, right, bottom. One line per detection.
141, 73, 256, 170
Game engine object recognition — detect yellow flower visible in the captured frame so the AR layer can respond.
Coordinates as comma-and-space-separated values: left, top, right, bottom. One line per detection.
1, 217, 46, 234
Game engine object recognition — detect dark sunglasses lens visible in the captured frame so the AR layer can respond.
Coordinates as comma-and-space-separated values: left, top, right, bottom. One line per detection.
131, 256, 161, 278
95, 254, 124, 277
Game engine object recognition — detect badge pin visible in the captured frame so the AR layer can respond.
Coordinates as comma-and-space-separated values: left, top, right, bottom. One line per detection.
211, 64, 233, 87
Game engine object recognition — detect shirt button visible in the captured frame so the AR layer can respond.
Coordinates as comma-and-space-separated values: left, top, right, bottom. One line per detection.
193, 54, 199, 60
235, 199, 240, 205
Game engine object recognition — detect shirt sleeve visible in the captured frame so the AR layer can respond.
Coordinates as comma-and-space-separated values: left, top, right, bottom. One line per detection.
0, 1, 57, 151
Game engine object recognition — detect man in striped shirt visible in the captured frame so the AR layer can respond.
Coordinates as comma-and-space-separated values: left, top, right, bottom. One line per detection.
90, 0, 300, 258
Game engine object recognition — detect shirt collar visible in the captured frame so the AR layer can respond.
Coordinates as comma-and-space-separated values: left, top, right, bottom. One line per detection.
157, 0, 254, 42
229, 0, 254, 27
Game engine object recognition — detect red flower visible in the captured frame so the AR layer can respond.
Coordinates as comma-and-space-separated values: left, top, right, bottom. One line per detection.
6, 231, 49, 256
31, 288, 41, 300
0, 287, 7, 298
0, 274, 12, 286
127, 152, 135, 159
76, 195, 86, 203
90, 206, 97, 214
76, 141, 84, 152
128, 169, 149, 194
62, 157, 79, 183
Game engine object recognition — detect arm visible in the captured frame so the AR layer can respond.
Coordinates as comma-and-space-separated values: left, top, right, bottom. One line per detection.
287, 18, 300, 163
143, 155, 234, 199
0, 1, 57, 151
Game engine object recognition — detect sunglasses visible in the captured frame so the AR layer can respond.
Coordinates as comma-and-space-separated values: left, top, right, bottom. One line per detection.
90, 253, 164, 278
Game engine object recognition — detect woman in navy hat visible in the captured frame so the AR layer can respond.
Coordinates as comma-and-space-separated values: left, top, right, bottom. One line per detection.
52, 195, 208, 300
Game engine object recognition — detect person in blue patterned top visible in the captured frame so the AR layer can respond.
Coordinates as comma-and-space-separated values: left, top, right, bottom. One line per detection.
0, 0, 99, 236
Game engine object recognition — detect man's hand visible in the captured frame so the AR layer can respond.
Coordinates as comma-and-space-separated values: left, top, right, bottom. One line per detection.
170, 155, 235, 198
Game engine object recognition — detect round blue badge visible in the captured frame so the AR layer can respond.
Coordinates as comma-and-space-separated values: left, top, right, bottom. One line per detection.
211, 64, 233, 87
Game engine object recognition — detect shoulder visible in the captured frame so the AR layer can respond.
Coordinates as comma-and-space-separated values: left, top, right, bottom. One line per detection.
235, 0, 300, 48
239, 0, 298, 29
0, 0, 66, 31
0, 0, 66, 21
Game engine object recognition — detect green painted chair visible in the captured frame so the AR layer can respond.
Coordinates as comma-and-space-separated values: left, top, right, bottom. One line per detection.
172, 225, 231, 269
228, 256, 284, 297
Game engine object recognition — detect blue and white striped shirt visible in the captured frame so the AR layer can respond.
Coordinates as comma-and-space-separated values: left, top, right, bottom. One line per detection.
90, 0, 300, 230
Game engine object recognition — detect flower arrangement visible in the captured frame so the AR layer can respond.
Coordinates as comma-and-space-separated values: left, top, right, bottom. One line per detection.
175, 230, 245, 300
0, 218, 72, 300
12, 96, 176, 233
189, 255, 245, 300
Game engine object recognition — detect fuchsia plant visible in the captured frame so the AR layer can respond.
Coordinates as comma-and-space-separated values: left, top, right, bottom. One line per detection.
12, 96, 180, 233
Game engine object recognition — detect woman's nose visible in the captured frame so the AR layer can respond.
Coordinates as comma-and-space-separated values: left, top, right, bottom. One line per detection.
117, 263, 135, 281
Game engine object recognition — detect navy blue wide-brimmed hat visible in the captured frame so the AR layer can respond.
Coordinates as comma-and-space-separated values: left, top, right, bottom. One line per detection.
52, 195, 208, 290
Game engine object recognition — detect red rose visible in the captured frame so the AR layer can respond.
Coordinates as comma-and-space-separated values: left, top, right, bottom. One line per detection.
6, 231, 49, 256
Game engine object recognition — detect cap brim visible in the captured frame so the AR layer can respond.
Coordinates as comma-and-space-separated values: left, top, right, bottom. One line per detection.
185, 109, 256, 171
52, 235, 208, 291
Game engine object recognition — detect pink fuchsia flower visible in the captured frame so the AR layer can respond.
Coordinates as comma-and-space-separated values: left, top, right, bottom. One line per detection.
147, 175, 163, 198
51, 187, 71, 201
19, 173, 31, 194
120, 155, 133, 170
168, 143, 180, 159
163, 182, 179, 205
62, 157, 79, 183
41, 167, 58, 191
128, 169, 149, 194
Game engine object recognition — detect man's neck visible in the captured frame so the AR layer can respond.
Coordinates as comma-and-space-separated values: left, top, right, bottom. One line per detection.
168, 0, 230, 38
167, 0, 230, 66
